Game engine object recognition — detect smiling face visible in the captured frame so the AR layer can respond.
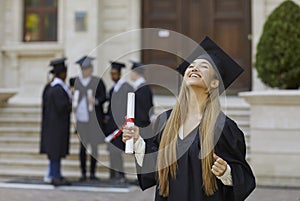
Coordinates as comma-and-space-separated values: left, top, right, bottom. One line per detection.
184, 58, 219, 91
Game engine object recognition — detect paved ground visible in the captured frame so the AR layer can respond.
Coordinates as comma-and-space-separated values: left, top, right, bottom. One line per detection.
0, 177, 299, 201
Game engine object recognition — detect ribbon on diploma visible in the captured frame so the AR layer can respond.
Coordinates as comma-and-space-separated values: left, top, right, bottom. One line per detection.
104, 116, 135, 143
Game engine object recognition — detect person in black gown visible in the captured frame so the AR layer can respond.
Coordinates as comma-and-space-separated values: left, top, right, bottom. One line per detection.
129, 61, 155, 139
40, 58, 72, 186
122, 36, 255, 201
129, 60, 155, 185
105, 61, 134, 183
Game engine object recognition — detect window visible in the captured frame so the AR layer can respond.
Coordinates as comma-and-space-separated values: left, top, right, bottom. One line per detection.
23, 0, 58, 42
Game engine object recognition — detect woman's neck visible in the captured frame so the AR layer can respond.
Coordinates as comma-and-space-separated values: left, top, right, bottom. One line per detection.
187, 88, 208, 116
181, 88, 208, 137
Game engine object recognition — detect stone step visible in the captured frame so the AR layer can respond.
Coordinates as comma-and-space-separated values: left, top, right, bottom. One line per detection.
0, 153, 135, 166
222, 105, 249, 112
0, 116, 41, 127
0, 116, 76, 123
0, 146, 135, 162
0, 135, 81, 148
0, 126, 77, 136
230, 120, 250, 130
0, 169, 109, 180
0, 168, 138, 180
0, 133, 80, 141
0, 126, 41, 134
0, 133, 78, 142
0, 117, 77, 128
225, 110, 250, 122
0, 158, 136, 174
0, 106, 41, 118
0, 150, 89, 161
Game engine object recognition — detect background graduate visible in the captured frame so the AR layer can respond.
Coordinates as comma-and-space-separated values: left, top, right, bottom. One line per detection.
129, 61, 155, 139
71, 56, 107, 181
123, 37, 256, 201
105, 61, 133, 183
40, 58, 72, 186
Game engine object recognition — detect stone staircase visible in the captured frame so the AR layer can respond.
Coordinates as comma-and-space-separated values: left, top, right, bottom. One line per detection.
0, 104, 136, 180
0, 96, 250, 180
221, 96, 251, 160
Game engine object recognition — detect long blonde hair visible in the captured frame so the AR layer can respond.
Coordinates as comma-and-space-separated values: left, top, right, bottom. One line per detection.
157, 77, 221, 197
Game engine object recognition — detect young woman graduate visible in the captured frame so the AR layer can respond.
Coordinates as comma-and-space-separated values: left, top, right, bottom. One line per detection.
122, 36, 256, 201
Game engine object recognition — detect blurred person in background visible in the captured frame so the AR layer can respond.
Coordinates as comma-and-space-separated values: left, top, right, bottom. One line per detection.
40, 58, 72, 186
129, 60, 155, 141
105, 61, 133, 184
71, 56, 106, 181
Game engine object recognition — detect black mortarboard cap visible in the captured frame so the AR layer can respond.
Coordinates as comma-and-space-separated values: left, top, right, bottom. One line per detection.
176, 36, 243, 94
130, 60, 144, 74
76, 56, 95, 69
110, 61, 126, 71
49, 57, 67, 74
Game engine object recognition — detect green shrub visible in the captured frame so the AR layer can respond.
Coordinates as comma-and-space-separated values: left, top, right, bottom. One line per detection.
255, 0, 300, 89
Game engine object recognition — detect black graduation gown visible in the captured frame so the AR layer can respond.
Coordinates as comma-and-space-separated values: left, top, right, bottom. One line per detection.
40, 83, 51, 154
137, 110, 256, 201
134, 83, 153, 127
40, 84, 72, 161
105, 82, 133, 150
134, 83, 154, 141
94, 78, 107, 131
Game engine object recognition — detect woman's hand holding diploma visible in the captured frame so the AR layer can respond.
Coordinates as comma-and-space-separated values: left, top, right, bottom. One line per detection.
122, 125, 140, 144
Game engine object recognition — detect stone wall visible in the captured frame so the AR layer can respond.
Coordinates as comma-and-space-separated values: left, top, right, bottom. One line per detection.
1, 0, 299, 102
241, 91, 300, 186
63, 0, 100, 77
0, 0, 141, 103
97, 0, 141, 88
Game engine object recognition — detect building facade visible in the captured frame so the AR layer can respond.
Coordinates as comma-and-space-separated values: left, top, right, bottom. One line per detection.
0, 0, 299, 103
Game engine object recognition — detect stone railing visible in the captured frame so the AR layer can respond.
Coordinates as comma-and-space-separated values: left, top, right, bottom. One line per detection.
0, 88, 18, 105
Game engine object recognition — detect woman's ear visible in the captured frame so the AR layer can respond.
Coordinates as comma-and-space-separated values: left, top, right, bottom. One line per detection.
210, 79, 219, 89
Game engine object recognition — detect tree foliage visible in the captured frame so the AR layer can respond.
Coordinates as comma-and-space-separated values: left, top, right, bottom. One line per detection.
255, 0, 300, 89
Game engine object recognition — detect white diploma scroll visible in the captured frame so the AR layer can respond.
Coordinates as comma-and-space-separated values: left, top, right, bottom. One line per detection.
125, 92, 135, 154
73, 90, 79, 108
87, 89, 93, 112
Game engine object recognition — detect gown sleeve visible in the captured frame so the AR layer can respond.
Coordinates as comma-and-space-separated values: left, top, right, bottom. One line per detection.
214, 114, 256, 201
95, 78, 107, 105
136, 110, 170, 190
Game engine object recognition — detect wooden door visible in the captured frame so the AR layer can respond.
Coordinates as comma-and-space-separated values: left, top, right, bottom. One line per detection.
142, 0, 251, 94
142, 0, 184, 94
